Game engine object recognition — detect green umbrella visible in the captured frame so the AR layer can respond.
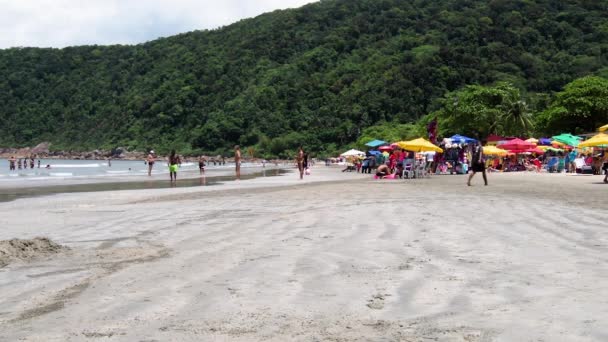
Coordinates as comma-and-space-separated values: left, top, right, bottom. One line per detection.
551, 133, 581, 147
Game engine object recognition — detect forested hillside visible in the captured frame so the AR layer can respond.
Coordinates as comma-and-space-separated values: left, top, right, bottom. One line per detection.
1, 0, 607, 156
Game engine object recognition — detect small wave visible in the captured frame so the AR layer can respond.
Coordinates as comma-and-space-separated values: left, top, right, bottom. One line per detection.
50, 172, 74, 177
106, 170, 131, 174
49, 163, 102, 168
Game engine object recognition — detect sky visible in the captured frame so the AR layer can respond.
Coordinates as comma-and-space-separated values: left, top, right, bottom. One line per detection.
0, 0, 319, 49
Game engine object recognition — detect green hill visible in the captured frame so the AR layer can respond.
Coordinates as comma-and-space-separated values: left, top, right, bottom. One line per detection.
1, 0, 607, 156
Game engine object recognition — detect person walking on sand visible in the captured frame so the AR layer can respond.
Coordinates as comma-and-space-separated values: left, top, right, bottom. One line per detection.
168, 150, 181, 182
296, 146, 305, 180
146, 150, 156, 176
234, 145, 242, 180
467, 140, 488, 186
602, 152, 608, 183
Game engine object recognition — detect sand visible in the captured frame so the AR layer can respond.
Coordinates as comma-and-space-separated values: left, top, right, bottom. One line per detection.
0, 167, 606, 341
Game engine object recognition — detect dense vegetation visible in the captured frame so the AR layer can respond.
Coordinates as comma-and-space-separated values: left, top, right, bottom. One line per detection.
1, 0, 607, 157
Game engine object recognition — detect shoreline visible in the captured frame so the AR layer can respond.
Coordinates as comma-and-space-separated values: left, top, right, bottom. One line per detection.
0, 168, 606, 341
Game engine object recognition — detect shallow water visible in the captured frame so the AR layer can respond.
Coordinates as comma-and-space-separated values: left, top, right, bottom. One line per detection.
0, 159, 267, 180
0, 169, 287, 203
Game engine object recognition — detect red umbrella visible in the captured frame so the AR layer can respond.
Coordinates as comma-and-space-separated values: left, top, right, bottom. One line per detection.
498, 138, 536, 151
378, 145, 393, 151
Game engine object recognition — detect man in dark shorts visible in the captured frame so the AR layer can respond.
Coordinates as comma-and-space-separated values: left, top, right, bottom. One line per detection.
198, 156, 206, 175
9, 156, 16, 170
467, 140, 487, 186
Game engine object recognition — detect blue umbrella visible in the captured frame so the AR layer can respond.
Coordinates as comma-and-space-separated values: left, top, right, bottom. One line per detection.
450, 134, 477, 144
367, 150, 381, 156
365, 139, 387, 147
539, 138, 552, 146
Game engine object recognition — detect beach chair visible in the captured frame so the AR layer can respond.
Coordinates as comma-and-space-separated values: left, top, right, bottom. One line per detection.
402, 161, 414, 179
545, 157, 558, 173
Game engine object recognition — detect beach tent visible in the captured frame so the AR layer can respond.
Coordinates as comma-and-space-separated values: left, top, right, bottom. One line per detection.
483, 146, 508, 156
486, 134, 503, 146
578, 133, 608, 147
599, 124, 608, 132
365, 140, 387, 147
340, 149, 366, 157
396, 138, 443, 153
497, 138, 535, 151
450, 134, 477, 144
552, 133, 582, 147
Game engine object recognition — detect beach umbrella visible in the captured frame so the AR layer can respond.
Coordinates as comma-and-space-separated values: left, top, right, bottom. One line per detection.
538, 138, 552, 146
450, 134, 477, 144
525, 138, 539, 144
497, 138, 535, 151
340, 149, 365, 157
396, 138, 443, 153
599, 124, 608, 132
482, 146, 508, 156
552, 133, 581, 147
378, 145, 393, 151
578, 133, 608, 148
367, 150, 381, 156
365, 139, 387, 147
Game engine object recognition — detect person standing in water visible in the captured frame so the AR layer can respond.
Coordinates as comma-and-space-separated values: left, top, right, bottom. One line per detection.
198, 156, 206, 175
9, 156, 16, 170
146, 150, 156, 176
37, 159, 41, 168
168, 150, 181, 182
234, 145, 242, 180
467, 140, 487, 186
296, 147, 305, 180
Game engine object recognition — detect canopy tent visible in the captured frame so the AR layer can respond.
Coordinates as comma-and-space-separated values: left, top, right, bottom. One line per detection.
482, 146, 508, 156
340, 149, 366, 157
552, 133, 582, 147
365, 140, 387, 147
599, 124, 608, 132
450, 134, 477, 144
486, 134, 504, 146
396, 138, 443, 153
497, 138, 535, 151
578, 133, 608, 148
525, 138, 539, 144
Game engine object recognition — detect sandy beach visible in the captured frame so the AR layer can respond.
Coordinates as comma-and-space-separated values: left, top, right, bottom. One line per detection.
0, 167, 607, 341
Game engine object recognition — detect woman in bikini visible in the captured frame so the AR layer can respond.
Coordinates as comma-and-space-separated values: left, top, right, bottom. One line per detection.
296, 147, 305, 180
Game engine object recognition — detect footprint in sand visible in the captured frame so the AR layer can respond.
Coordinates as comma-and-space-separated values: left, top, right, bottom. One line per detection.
366, 294, 390, 310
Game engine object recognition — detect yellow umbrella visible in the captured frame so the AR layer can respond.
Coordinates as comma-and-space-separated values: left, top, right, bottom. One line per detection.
599, 124, 608, 132
525, 138, 539, 144
396, 138, 443, 153
578, 133, 608, 147
551, 140, 567, 147
483, 145, 508, 156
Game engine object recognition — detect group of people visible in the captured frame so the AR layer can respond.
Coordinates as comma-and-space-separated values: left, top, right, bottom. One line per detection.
7, 156, 41, 170
153, 145, 243, 182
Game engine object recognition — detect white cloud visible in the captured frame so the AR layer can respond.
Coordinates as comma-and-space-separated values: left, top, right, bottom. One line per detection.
0, 0, 319, 48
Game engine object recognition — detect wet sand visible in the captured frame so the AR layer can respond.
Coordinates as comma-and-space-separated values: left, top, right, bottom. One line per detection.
0, 168, 606, 341
0, 168, 286, 203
